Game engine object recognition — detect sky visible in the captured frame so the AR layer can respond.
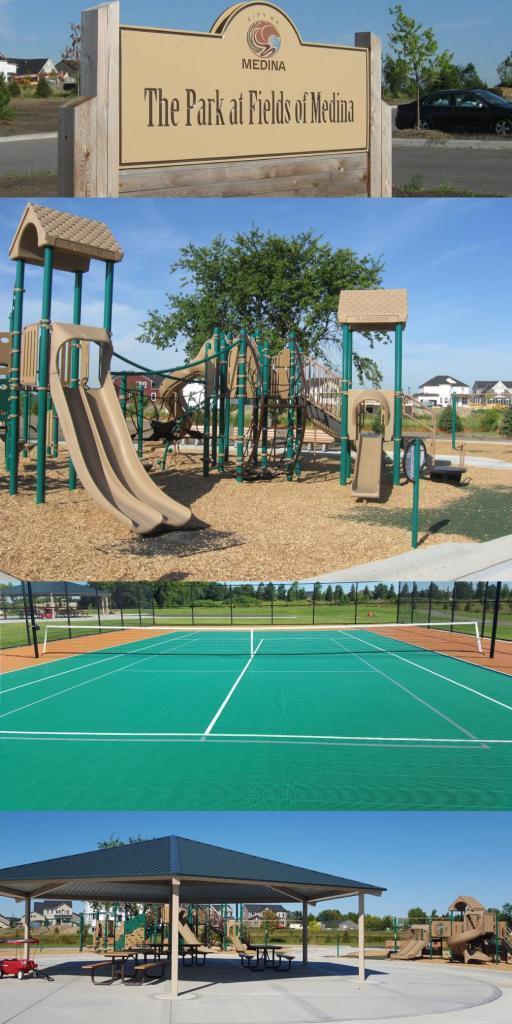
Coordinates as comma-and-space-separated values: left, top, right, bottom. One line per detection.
1, 811, 511, 920
1, 197, 510, 391
1, 0, 510, 85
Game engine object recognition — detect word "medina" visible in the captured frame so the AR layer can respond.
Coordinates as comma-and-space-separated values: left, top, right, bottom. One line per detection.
144, 88, 356, 128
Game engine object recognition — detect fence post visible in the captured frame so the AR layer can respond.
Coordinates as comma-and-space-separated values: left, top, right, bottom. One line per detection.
490, 582, 502, 659
411, 438, 420, 548
26, 582, 39, 658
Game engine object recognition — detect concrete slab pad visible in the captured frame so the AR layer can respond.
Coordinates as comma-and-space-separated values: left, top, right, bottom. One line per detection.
0, 955, 507, 1024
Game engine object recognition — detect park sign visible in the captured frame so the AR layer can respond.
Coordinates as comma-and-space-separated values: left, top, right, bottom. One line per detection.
59, 2, 391, 198
120, 5, 368, 166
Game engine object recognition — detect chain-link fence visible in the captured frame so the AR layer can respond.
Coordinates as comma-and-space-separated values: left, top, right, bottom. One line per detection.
1, 580, 509, 652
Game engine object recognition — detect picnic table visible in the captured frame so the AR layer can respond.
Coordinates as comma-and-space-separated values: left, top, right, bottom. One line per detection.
248, 943, 283, 968
128, 943, 170, 961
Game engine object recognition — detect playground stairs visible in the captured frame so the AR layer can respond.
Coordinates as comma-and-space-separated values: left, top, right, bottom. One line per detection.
305, 400, 341, 441
504, 928, 512, 953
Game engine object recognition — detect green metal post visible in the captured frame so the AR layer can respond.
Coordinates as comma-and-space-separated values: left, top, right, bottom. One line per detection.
223, 332, 232, 466
286, 332, 296, 481
340, 323, 350, 485
79, 912, 84, 952
211, 328, 220, 466
51, 399, 59, 457
393, 323, 404, 486
21, 388, 30, 457
8, 259, 25, 494
495, 912, 500, 965
36, 246, 54, 504
120, 372, 128, 420
261, 336, 270, 471
393, 918, 398, 953
217, 333, 227, 472
336, 934, 340, 957
69, 271, 83, 490
429, 918, 433, 959
294, 339, 303, 479
451, 394, 457, 450
412, 438, 420, 549
203, 340, 211, 477
236, 330, 247, 484
136, 383, 144, 459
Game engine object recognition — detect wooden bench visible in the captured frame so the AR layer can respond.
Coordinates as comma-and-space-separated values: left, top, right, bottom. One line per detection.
124, 961, 166, 985
274, 953, 295, 971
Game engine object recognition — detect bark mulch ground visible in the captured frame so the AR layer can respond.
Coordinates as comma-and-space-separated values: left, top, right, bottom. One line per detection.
1, 452, 509, 581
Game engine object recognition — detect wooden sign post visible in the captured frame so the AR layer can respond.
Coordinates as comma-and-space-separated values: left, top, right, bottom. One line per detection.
59, 1, 391, 198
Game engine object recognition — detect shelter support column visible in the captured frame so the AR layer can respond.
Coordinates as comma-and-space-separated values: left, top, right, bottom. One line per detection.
302, 901, 308, 964
358, 892, 366, 982
393, 323, 403, 486
23, 897, 30, 960
170, 878, 180, 999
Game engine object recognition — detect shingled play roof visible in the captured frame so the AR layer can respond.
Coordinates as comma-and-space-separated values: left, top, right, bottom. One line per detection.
9, 203, 124, 273
338, 289, 408, 331
0, 835, 385, 905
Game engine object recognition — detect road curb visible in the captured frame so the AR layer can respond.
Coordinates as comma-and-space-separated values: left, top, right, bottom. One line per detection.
0, 132, 58, 144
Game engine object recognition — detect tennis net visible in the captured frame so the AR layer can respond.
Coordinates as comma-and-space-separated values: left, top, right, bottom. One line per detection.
41, 621, 483, 658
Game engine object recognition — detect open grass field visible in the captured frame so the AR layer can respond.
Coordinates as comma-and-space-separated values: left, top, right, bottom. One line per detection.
1, 624, 511, 811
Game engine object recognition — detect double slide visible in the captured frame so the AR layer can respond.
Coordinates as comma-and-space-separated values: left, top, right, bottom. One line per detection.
49, 323, 202, 536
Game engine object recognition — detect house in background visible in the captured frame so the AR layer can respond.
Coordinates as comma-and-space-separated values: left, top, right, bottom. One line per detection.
112, 372, 166, 403
0, 53, 17, 80
243, 904, 289, 928
8, 57, 58, 82
55, 59, 79, 88
472, 380, 512, 406
414, 375, 470, 408
31, 900, 78, 926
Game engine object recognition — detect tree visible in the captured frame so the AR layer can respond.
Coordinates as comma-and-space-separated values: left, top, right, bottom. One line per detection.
382, 54, 412, 98
62, 22, 81, 62
138, 229, 387, 386
8, 80, 21, 98
500, 406, 512, 437
35, 76, 52, 98
497, 52, 512, 87
408, 906, 427, 922
387, 5, 454, 128
0, 74, 14, 122
437, 406, 463, 433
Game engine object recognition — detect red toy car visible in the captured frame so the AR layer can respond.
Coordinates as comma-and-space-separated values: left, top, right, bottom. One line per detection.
0, 940, 39, 979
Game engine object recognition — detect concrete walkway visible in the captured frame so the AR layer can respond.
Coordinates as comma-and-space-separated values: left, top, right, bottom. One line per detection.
304, 535, 512, 583
0, 954, 510, 1024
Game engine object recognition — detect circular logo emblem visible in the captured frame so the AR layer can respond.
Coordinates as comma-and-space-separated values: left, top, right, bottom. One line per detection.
247, 20, 281, 58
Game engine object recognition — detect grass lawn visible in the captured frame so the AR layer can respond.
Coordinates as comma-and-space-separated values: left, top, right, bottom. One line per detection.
0, 172, 57, 196
0, 96, 63, 136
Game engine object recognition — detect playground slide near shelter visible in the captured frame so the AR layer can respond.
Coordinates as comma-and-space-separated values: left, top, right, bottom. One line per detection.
49, 324, 199, 535
351, 433, 383, 499
390, 938, 427, 960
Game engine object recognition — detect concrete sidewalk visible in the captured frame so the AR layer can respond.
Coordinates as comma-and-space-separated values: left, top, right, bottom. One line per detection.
304, 535, 512, 583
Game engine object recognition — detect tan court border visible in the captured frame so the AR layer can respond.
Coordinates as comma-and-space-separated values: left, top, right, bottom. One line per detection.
2, 629, 511, 676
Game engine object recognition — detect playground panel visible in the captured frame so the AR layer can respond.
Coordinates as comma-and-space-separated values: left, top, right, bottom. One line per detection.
1, 627, 511, 810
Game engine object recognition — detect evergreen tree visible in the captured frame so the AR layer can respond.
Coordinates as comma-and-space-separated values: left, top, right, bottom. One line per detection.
500, 406, 512, 437
35, 76, 52, 98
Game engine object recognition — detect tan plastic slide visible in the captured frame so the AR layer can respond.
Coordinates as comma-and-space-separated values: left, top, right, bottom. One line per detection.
49, 323, 202, 535
351, 433, 383, 499
447, 919, 489, 962
390, 937, 428, 960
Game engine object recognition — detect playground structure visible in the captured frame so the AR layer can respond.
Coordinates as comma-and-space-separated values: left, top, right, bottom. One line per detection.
86, 903, 251, 955
389, 897, 511, 966
2, 203, 468, 537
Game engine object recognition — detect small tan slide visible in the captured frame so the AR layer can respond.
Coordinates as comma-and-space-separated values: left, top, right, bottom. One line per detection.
49, 323, 202, 535
351, 432, 384, 499
390, 937, 427, 960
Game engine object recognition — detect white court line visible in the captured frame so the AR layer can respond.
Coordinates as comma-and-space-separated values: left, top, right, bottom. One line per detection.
1, 630, 195, 719
343, 630, 512, 714
1, 630, 201, 696
202, 640, 263, 738
0, 729, 509, 744
330, 631, 484, 746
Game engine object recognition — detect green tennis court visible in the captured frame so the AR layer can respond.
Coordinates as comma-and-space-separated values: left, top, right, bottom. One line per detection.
1, 625, 511, 811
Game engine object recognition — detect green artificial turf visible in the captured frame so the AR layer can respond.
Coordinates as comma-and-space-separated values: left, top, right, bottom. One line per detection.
1, 628, 511, 811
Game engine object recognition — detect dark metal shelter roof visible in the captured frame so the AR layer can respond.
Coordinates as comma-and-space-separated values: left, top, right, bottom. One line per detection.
0, 836, 385, 906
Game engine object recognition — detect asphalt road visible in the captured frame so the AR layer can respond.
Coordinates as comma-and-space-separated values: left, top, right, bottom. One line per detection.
1, 133, 511, 195
393, 140, 512, 194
